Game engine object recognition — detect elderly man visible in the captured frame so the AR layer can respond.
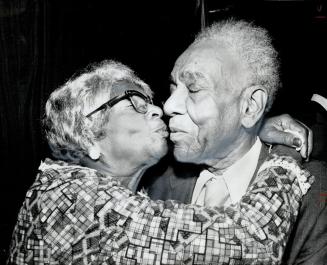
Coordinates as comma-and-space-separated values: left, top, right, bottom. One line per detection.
144, 19, 327, 264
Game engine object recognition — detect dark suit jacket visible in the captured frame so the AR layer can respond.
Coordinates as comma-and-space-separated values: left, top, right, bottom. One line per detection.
141, 145, 327, 265
298, 99, 327, 162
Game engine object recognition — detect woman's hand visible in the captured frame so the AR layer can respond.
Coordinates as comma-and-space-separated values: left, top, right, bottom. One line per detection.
260, 114, 313, 160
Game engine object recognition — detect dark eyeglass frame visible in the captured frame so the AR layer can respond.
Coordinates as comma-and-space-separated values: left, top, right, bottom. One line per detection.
86, 90, 153, 118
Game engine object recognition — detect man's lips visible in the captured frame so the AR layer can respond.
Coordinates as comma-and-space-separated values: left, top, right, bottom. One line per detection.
169, 126, 188, 141
169, 125, 188, 134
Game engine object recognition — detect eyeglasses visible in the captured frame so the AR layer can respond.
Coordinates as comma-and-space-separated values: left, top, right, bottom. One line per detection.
86, 90, 153, 118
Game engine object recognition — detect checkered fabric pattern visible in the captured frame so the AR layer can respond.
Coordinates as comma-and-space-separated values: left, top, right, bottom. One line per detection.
8, 155, 313, 265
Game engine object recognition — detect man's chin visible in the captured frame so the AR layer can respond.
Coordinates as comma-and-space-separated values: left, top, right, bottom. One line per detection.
173, 147, 199, 164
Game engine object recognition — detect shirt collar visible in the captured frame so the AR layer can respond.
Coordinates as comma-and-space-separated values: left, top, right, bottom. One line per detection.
220, 137, 262, 204
194, 137, 262, 204
192, 137, 262, 206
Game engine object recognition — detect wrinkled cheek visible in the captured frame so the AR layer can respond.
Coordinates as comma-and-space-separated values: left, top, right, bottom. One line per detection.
173, 138, 204, 163
194, 127, 210, 155
174, 129, 202, 155
196, 127, 206, 144
125, 127, 142, 136
184, 123, 203, 153
188, 113, 207, 145
195, 117, 223, 154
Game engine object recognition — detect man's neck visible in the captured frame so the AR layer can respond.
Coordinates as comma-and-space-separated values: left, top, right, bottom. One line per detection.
206, 135, 257, 175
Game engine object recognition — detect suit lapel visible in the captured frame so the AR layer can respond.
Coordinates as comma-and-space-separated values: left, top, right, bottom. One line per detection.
169, 162, 201, 204
250, 144, 302, 185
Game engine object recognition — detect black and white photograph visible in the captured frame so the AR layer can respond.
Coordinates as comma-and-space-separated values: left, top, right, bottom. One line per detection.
1, 0, 327, 264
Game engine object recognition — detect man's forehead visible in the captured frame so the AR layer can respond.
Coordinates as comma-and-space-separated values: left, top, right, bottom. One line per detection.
172, 42, 241, 84
172, 48, 221, 80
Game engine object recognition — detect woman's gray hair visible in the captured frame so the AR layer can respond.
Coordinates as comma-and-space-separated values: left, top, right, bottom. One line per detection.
194, 19, 280, 112
43, 60, 152, 163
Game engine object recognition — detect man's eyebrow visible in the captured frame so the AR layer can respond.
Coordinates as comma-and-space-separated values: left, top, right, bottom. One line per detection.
180, 71, 207, 86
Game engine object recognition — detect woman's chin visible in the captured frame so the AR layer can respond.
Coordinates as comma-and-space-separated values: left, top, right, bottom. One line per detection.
147, 141, 169, 165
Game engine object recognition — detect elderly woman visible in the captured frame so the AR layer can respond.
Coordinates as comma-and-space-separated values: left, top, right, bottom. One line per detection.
8, 60, 312, 265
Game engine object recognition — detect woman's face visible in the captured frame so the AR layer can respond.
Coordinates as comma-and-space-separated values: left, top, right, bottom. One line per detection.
94, 86, 169, 168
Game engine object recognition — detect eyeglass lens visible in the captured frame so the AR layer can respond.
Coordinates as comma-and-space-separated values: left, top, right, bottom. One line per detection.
130, 95, 149, 114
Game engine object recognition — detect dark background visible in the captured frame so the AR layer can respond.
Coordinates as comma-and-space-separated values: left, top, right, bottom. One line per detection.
1, 0, 326, 262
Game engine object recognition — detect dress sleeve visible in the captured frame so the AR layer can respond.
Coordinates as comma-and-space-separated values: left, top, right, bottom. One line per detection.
97, 155, 313, 265
34, 155, 313, 265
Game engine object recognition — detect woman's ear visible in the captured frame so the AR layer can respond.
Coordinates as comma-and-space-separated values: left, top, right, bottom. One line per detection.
240, 85, 268, 128
88, 144, 101, 160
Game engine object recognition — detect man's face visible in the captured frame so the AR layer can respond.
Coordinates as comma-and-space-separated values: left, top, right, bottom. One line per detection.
164, 41, 246, 165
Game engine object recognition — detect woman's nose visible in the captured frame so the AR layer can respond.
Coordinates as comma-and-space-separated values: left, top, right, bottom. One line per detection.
146, 104, 163, 119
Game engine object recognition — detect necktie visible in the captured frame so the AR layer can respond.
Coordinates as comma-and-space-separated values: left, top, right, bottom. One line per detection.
205, 176, 230, 207
195, 175, 230, 207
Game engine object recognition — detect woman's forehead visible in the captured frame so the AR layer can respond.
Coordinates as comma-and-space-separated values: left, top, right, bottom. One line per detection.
110, 79, 148, 98
82, 79, 150, 116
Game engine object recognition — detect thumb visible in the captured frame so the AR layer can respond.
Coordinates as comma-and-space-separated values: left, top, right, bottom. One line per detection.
273, 130, 302, 148
279, 129, 309, 159
260, 125, 301, 146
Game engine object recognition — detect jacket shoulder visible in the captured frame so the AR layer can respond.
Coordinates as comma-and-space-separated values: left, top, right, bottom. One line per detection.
282, 159, 327, 264
140, 154, 200, 202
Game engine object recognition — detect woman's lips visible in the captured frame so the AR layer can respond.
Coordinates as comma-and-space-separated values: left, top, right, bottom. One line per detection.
154, 125, 169, 137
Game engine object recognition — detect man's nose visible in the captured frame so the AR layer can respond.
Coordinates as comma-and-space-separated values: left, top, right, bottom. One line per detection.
146, 104, 163, 119
163, 89, 186, 117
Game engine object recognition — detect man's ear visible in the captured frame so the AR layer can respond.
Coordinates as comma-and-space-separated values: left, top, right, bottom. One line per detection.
87, 143, 101, 160
240, 85, 268, 128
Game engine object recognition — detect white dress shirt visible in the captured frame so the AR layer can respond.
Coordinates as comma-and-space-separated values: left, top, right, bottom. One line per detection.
192, 137, 262, 207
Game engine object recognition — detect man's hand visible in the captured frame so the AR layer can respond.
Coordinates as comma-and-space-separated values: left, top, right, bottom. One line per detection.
260, 114, 313, 160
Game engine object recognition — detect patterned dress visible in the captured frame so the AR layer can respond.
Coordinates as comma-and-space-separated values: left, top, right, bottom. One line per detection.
8, 155, 313, 265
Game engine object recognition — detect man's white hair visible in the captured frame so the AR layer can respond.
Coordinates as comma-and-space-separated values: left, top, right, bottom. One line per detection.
43, 60, 152, 163
194, 19, 280, 111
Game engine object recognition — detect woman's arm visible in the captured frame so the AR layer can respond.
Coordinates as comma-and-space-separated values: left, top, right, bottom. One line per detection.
8, 155, 313, 265
102, 154, 312, 264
